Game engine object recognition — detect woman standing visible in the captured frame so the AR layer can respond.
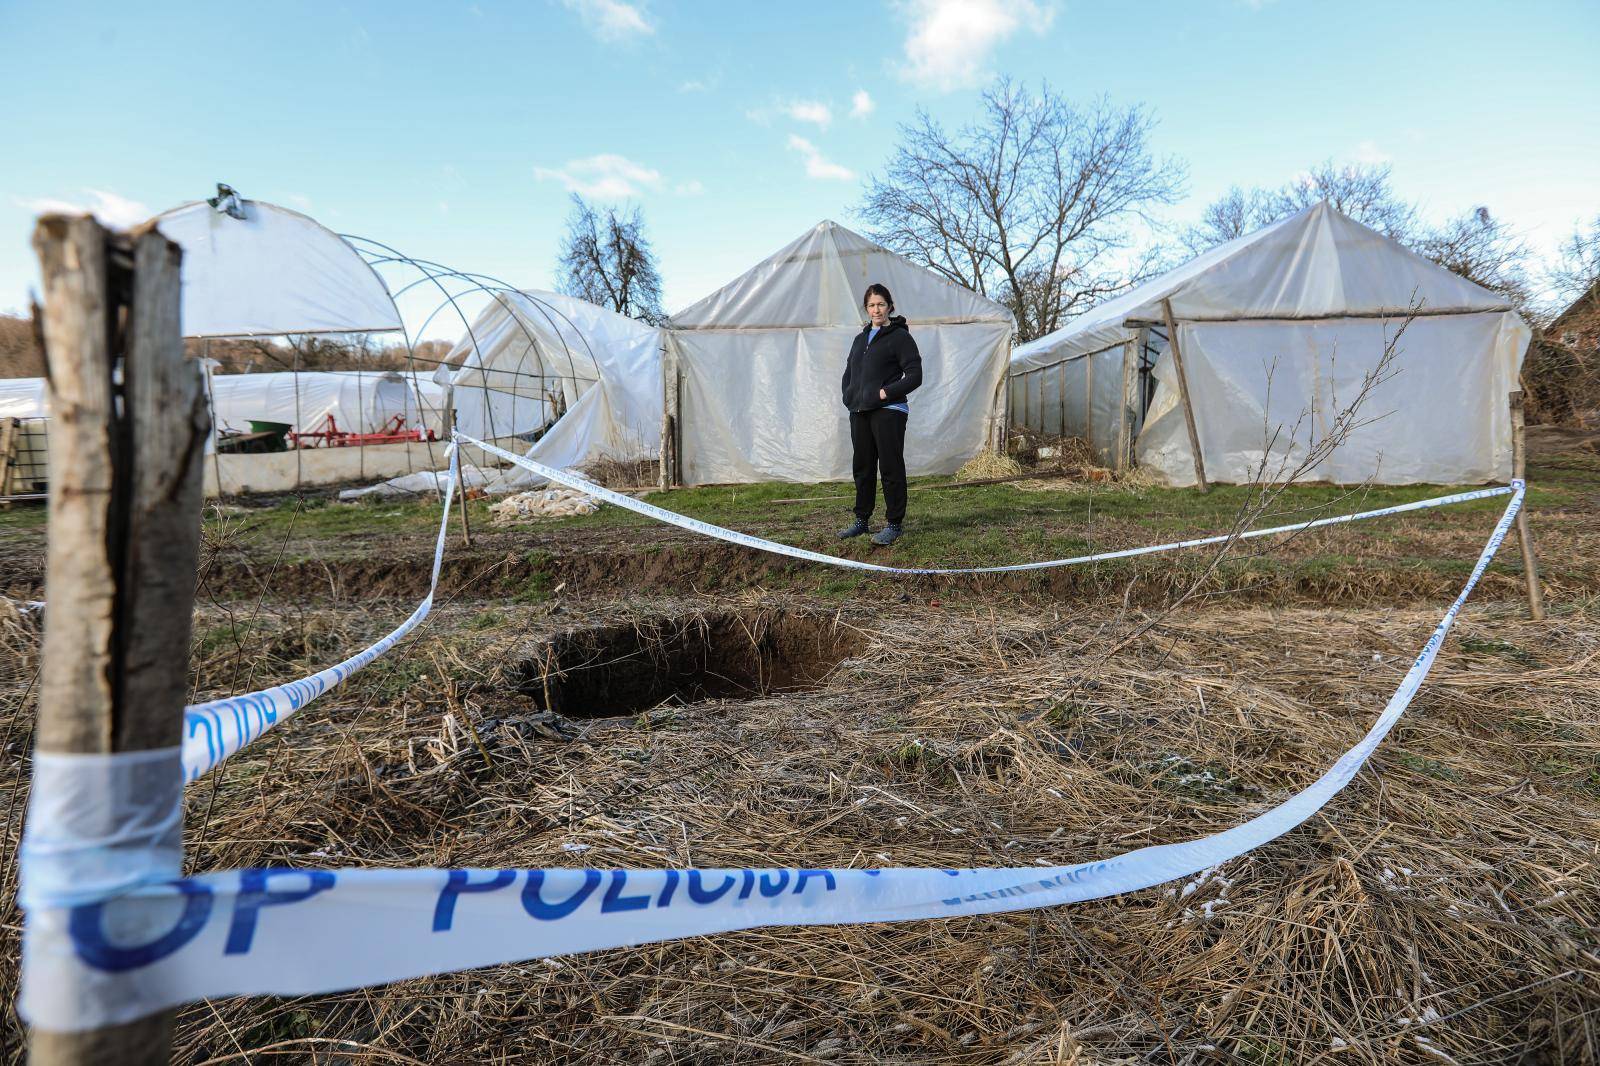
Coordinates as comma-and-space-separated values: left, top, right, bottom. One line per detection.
838, 283, 922, 546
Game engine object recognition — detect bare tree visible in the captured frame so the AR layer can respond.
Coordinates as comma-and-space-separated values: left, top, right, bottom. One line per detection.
1550, 213, 1600, 310
859, 80, 1184, 343
1415, 206, 1535, 313
557, 195, 667, 325
1183, 165, 1545, 318
1183, 185, 1275, 250
1182, 160, 1417, 254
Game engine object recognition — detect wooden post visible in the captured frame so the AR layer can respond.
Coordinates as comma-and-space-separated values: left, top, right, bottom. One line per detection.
1117, 335, 1136, 472
1084, 350, 1095, 455
988, 369, 1006, 453
455, 462, 472, 547
1162, 298, 1209, 493
673, 361, 684, 486
658, 344, 680, 489
1056, 361, 1066, 438
0, 416, 17, 499
1509, 390, 1546, 621
29, 216, 207, 1065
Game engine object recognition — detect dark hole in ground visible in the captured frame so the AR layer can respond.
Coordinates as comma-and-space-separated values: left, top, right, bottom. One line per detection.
512, 609, 863, 718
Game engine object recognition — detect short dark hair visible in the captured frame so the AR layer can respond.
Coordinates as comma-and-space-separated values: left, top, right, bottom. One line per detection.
862, 283, 894, 314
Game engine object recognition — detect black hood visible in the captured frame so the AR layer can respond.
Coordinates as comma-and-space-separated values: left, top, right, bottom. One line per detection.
861, 315, 908, 336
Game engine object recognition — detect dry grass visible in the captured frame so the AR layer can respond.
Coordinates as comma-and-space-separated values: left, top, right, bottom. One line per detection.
956, 451, 1025, 482
4, 589, 1595, 1064
581, 455, 663, 489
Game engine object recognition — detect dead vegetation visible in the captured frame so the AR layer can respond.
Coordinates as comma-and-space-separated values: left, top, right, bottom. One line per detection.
3, 592, 1595, 1063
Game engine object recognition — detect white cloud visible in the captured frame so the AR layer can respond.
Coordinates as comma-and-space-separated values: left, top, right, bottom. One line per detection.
785, 100, 833, 128
535, 153, 663, 198
674, 179, 705, 195
897, 0, 1053, 91
679, 79, 708, 92
787, 135, 855, 182
1354, 140, 1390, 165
747, 98, 835, 128
851, 89, 875, 119
16, 188, 152, 228
559, 0, 653, 41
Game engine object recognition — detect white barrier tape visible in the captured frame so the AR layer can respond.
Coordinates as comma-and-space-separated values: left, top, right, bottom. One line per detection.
179, 443, 460, 783
19, 749, 183, 911
460, 433, 1513, 576
19, 485, 1523, 1033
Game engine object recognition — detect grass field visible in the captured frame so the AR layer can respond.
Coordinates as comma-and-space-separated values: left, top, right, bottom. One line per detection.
1, 429, 1597, 1063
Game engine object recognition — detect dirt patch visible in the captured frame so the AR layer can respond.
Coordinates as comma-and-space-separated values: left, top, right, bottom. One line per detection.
507, 607, 863, 718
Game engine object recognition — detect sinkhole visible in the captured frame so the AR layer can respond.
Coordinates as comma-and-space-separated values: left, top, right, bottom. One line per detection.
511, 609, 862, 719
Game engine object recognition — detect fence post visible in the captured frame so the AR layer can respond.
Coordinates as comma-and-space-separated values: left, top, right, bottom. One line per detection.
1509, 390, 1546, 621
28, 215, 208, 1066
1158, 296, 1203, 492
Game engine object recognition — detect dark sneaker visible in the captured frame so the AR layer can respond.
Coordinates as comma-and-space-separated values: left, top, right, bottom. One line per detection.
871, 523, 903, 546
837, 518, 869, 539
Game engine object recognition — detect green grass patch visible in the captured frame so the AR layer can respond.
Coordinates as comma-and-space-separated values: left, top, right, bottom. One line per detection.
1459, 636, 1542, 666
0, 502, 47, 531
1536, 758, 1600, 796
469, 609, 509, 630
1398, 754, 1463, 782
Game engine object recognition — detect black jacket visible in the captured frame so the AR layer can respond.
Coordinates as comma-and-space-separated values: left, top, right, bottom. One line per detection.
841, 316, 922, 413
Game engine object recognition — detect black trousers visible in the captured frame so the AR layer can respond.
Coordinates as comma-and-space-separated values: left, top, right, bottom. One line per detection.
849, 409, 908, 525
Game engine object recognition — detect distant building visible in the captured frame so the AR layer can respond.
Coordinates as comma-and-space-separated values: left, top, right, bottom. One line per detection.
1548, 281, 1600, 353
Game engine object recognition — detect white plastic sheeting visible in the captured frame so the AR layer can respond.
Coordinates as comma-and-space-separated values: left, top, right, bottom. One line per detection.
1140, 314, 1526, 486
669, 221, 1013, 484
1, 373, 443, 439
208, 371, 446, 438
152, 200, 402, 338
427, 291, 663, 493
0, 378, 48, 419
1008, 202, 1530, 484
1005, 343, 1136, 463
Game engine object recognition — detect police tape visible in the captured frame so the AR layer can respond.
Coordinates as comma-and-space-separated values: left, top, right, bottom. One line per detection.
19, 483, 1524, 1032
174, 434, 1513, 783
460, 432, 1514, 576
178, 442, 460, 783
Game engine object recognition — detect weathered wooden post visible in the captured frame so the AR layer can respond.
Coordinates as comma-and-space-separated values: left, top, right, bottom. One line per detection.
658, 343, 676, 490
28, 215, 208, 1066
1161, 298, 1209, 493
1116, 327, 1148, 473
1509, 390, 1546, 620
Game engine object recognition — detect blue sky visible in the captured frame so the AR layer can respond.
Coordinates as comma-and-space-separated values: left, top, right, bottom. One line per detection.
3, 0, 1597, 331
